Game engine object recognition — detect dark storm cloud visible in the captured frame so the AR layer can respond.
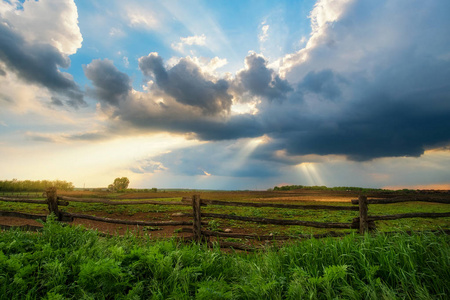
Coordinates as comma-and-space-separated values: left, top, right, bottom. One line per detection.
0, 21, 85, 108
298, 69, 345, 100
119, 106, 264, 141
187, 113, 264, 141
83, 59, 131, 106
50, 97, 64, 107
138, 53, 168, 83
235, 53, 292, 101
265, 58, 450, 161
139, 53, 232, 114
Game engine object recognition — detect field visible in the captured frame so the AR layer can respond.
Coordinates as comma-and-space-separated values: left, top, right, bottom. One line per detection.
1, 189, 449, 298
0, 189, 449, 240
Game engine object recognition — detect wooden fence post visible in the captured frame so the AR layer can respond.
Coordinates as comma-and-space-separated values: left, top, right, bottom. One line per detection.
46, 187, 60, 221
192, 194, 202, 242
359, 195, 369, 234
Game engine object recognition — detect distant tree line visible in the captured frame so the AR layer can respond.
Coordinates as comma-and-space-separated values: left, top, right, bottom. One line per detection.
0, 179, 75, 192
271, 185, 398, 193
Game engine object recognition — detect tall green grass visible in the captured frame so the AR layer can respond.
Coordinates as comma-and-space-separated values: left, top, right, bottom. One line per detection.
0, 216, 448, 299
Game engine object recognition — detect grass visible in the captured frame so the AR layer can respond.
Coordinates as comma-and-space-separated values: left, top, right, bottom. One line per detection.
0, 217, 449, 299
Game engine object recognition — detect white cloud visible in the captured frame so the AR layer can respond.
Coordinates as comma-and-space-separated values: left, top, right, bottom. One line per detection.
109, 27, 125, 37
127, 9, 159, 30
123, 56, 129, 68
186, 56, 228, 76
131, 160, 168, 174
171, 34, 207, 53
259, 24, 270, 42
279, 0, 355, 78
158, 55, 228, 81
309, 0, 354, 36
0, 0, 82, 55
182, 34, 207, 46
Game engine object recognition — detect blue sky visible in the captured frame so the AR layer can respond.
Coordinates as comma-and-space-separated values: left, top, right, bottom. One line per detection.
1, 0, 450, 190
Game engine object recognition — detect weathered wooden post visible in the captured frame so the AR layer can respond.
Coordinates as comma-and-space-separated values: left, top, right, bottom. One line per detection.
192, 194, 202, 242
358, 195, 369, 234
46, 187, 60, 220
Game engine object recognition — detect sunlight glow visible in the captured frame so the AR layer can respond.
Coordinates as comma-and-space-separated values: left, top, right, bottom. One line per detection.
230, 136, 268, 169
297, 163, 325, 186
0, 133, 198, 188
231, 100, 260, 115
201, 169, 212, 176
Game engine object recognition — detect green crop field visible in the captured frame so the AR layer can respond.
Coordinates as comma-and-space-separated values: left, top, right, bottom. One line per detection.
1, 189, 449, 237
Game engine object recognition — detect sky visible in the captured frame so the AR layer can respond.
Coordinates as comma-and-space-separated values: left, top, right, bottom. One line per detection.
1, 0, 450, 190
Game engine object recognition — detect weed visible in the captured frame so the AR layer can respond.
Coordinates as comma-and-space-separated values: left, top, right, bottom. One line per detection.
143, 226, 163, 231
207, 220, 221, 232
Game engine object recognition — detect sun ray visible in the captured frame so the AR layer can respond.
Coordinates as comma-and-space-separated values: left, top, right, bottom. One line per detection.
297, 163, 325, 186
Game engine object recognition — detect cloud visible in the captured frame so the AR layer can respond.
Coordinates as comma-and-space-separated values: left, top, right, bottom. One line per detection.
65, 131, 111, 142
84, 59, 131, 106
130, 160, 167, 174
266, 0, 450, 161
26, 133, 57, 143
114, 91, 264, 141
123, 56, 129, 68
171, 34, 207, 53
0, 21, 85, 108
234, 53, 292, 101
50, 97, 65, 107
0, 0, 82, 55
258, 24, 269, 43
82, 0, 450, 166
127, 8, 159, 30
139, 52, 233, 115
298, 69, 346, 100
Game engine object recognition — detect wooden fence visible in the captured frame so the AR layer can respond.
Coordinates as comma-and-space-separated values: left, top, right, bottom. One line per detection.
0, 188, 449, 250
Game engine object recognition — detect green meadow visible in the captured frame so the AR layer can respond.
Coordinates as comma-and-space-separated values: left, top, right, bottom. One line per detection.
1, 216, 449, 299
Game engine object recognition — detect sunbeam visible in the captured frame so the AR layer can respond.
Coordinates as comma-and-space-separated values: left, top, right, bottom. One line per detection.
297, 163, 325, 186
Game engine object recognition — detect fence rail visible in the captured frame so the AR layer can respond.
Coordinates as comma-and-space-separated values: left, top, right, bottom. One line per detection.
200, 212, 355, 228
183, 197, 359, 211
60, 212, 198, 227
0, 189, 449, 250
351, 197, 450, 205
59, 196, 188, 206
0, 211, 47, 221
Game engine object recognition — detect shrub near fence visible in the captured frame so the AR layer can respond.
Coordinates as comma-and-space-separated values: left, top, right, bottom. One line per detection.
0, 188, 449, 249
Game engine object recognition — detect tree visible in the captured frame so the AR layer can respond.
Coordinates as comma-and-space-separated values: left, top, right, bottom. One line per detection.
108, 177, 130, 192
